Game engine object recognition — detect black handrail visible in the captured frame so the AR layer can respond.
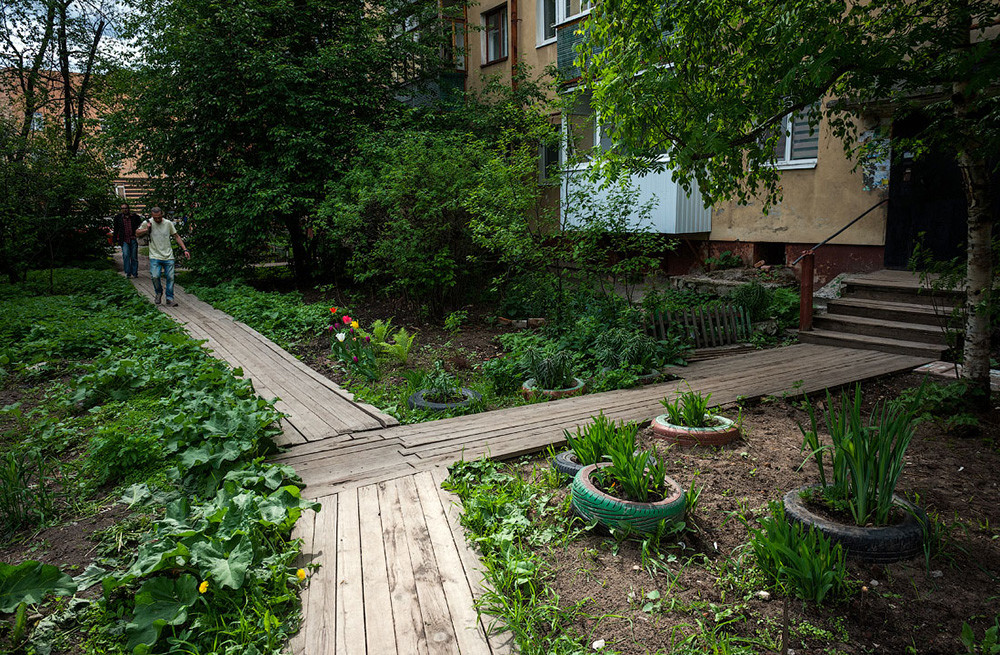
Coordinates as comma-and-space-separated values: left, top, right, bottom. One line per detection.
790, 198, 890, 266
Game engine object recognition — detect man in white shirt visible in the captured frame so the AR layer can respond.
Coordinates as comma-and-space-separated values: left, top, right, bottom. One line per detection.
136, 207, 191, 306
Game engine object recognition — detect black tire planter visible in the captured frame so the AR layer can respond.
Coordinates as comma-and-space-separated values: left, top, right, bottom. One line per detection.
406, 388, 482, 412
521, 377, 587, 400
551, 450, 660, 481
571, 463, 685, 534
783, 485, 928, 564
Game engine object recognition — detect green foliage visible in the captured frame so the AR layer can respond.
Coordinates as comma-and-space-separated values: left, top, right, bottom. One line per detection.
748, 502, 849, 605
185, 281, 331, 348
594, 441, 666, 503
384, 327, 417, 365
899, 379, 982, 434
84, 397, 165, 486
798, 384, 919, 526
0, 450, 57, 540
423, 361, 462, 403
769, 288, 800, 330
443, 458, 590, 654
729, 282, 773, 322
961, 616, 1000, 655
519, 348, 576, 391
563, 412, 638, 467
479, 355, 522, 396
661, 388, 715, 428
705, 251, 744, 270
593, 326, 662, 371
319, 131, 493, 309
642, 287, 719, 315
0, 561, 77, 613
444, 310, 468, 333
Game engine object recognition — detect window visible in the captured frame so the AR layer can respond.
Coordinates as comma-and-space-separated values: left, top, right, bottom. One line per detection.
564, 90, 596, 162
539, 140, 560, 182
31, 112, 44, 131
773, 106, 819, 169
539, 0, 556, 43
444, 18, 466, 70
483, 5, 507, 65
538, 0, 589, 45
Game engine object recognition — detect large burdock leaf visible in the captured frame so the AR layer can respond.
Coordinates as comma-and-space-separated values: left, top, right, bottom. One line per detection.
0, 561, 77, 613
125, 574, 199, 652
188, 534, 254, 590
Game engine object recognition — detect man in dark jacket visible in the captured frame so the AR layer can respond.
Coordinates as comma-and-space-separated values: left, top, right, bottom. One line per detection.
113, 203, 141, 278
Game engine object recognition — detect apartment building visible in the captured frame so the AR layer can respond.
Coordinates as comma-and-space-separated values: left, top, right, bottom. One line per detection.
453, 1, 970, 284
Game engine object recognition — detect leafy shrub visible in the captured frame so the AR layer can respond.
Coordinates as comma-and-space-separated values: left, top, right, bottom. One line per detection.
899, 378, 982, 434
705, 250, 743, 270
479, 355, 521, 395
519, 348, 576, 390
770, 287, 800, 329
594, 327, 661, 371
563, 412, 638, 466
660, 388, 715, 428
423, 361, 463, 403
84, 398, 164, 486
444, 310, 468, 333
798, 384, 919, 526
641, 287, 718, 315
0, 450, 57, 540
749, 502, 849, 604
729, 282, 773, 322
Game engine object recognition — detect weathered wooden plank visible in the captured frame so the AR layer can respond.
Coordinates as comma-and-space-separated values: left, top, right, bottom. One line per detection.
303, 461, 421, 505
379, 479, 430, 655
335, 488, 365, 655
429, 468, 513, 655
304, 496, 338, 654
357, 484, 397, 655
288, 507, 317, 655
412, 471, 495, 655
396, 475, 460, 655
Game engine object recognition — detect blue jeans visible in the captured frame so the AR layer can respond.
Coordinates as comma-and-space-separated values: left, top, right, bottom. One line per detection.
149, 258, 175, 301
121, 240, 138, 277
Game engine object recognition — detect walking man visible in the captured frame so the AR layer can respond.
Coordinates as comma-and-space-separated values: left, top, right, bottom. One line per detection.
113, 203, 141, 278
136, 207, 190, 307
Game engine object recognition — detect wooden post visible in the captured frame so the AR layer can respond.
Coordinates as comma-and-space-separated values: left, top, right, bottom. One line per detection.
799, 251, 814, 331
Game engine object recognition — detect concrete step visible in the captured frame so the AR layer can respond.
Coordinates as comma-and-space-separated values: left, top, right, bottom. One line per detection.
812, 313, 952, 345
826, 297, 958, 328
843, 278, 963, 307
798, 329, 948, 358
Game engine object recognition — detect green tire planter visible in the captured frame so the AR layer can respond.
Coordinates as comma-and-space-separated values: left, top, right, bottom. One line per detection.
571, 463, 686, 534
651, 414, 740, 446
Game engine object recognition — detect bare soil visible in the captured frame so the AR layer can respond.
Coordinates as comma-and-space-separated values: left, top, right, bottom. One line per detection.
528, 372, 1000, 654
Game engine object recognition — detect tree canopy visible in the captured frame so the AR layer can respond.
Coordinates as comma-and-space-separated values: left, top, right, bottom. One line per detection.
581, 0, 1000, 390
112, 0, 462, 283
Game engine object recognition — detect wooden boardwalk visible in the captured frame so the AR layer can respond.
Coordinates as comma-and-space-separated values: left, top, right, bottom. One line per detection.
129, 275, 398, 447
128, 268, 932, 655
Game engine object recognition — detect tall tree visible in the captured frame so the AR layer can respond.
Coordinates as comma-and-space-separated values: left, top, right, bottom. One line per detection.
581, 0, 1000, 392
114, 0, 459, 284
0, 0, 119, 282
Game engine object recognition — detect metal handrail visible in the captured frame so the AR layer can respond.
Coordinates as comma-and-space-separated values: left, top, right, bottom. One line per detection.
790, 198, 890, 266
793, 197, 890, 331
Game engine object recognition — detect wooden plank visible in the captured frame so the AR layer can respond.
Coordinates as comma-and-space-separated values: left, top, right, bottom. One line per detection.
397, 475, 460, 654
379, 479, 430, 655
429, 468, 513, 655
288, 507, 317, 655
336, 488, 366, 655
357, 484, 398, 654
304, 496, 338, 654
412, 471, 495, 655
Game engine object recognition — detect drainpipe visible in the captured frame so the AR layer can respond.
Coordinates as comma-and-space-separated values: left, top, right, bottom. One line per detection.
510, 0, 518, 90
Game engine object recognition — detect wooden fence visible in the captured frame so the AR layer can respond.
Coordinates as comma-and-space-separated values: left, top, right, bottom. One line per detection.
646, 305, 753, 348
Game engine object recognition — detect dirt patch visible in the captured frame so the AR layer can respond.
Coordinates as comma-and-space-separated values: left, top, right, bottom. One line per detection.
528, 373, 1000, 654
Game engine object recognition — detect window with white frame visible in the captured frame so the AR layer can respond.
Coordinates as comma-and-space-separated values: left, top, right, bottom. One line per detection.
31, 111, 44, 131
773, 106, 819, 169
538, 0, 590, 45
482, 5, 507, 65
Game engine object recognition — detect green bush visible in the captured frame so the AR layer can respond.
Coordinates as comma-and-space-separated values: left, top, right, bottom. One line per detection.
729, 282, 773, 322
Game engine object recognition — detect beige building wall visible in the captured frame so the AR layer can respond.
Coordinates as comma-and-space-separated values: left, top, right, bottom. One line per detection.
711, 118, 889, 247
465, 0, 559, 96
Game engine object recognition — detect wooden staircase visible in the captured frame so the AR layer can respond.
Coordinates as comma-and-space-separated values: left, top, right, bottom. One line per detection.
798, 270, 961, 358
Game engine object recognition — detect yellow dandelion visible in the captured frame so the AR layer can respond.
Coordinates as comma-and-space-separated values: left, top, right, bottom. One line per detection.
199, 580, 209, 594
297, 568, 307, 581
